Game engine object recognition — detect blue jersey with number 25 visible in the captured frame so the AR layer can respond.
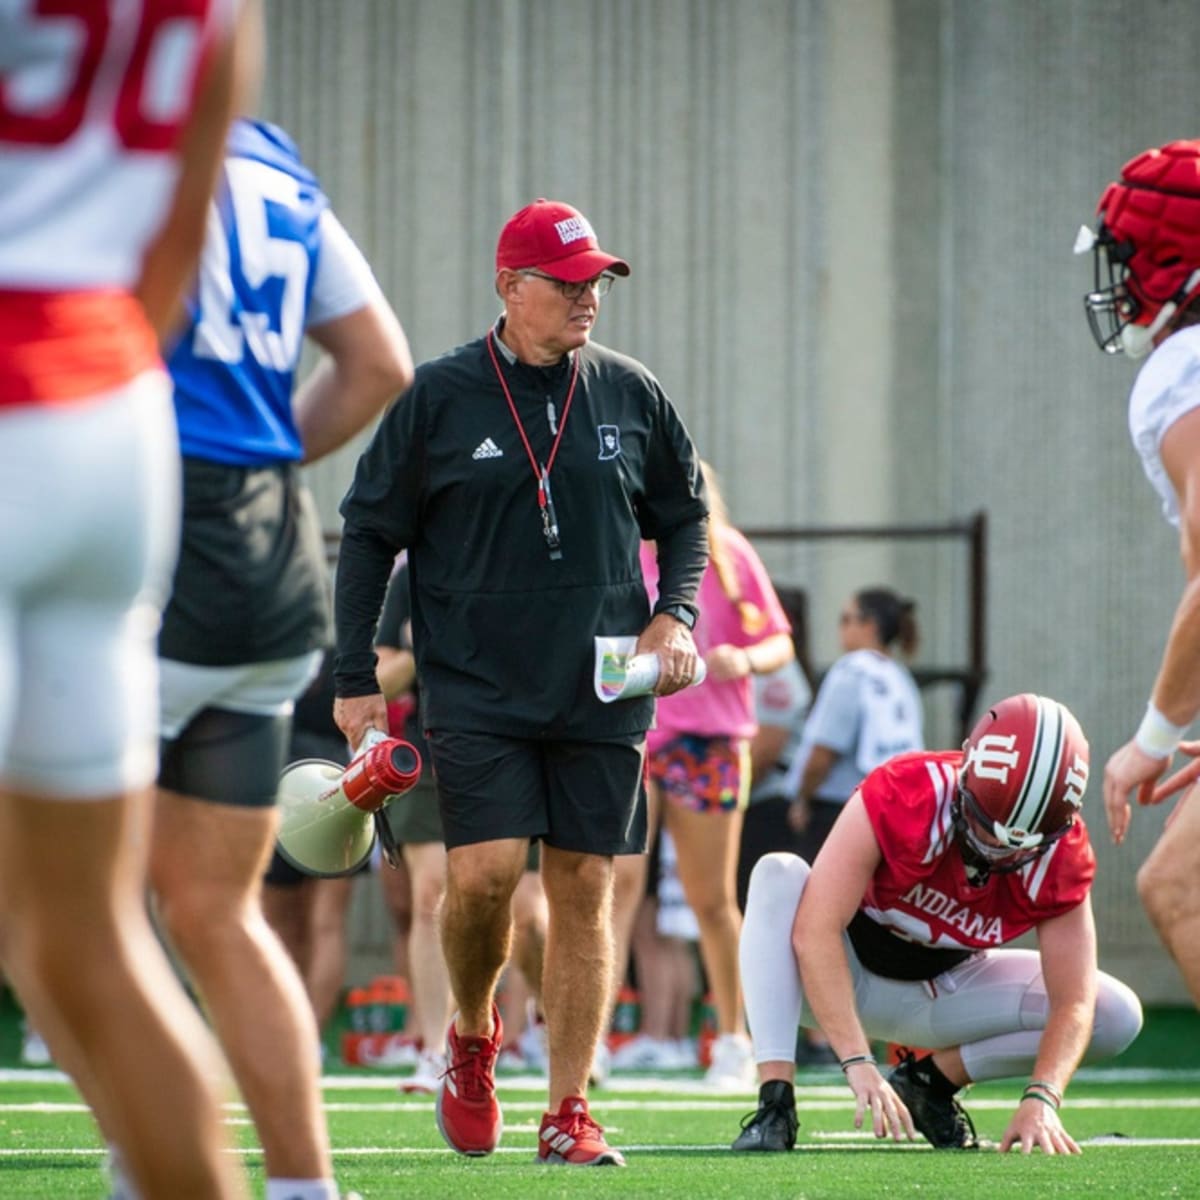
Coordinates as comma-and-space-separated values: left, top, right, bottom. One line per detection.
167, 118, 328, 465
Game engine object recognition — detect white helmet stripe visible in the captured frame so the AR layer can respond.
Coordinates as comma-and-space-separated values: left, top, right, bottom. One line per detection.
1007, 696, 1064, 840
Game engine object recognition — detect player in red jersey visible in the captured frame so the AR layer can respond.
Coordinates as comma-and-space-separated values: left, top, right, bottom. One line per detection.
733, 694, 1143, 1156
0, 3, 257, 1197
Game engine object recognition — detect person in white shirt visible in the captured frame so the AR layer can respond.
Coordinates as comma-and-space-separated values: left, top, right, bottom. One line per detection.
782, 587, 924, 863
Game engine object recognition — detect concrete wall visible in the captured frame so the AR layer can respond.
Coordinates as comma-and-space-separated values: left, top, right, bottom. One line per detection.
260, 0, 1200, 1000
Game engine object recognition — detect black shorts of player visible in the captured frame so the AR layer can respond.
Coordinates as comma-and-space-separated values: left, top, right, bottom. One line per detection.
160, 458, 330, 665
160, 708, 290, 809
425, 730, 648, 855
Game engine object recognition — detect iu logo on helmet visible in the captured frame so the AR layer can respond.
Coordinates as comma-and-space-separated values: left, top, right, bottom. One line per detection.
966, 733, 1020, 782
1061, 753, 1088, 810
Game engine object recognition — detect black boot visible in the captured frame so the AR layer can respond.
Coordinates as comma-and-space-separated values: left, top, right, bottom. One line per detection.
887, 1052, 979, 1149
731, 1080, 798, 1152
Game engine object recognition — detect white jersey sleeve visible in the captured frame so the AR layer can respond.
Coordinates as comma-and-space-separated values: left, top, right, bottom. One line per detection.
305, 210, 383, 328
1128, 324, 1200, 529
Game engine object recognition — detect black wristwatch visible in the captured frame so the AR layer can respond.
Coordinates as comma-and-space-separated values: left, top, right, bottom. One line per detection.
656, 602, 698, 631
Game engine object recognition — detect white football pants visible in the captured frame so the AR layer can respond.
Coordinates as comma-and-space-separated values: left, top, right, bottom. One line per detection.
0, 373, 179, 797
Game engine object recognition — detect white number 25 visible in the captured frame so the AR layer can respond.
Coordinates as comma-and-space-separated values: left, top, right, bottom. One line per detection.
192, 158, 310, 371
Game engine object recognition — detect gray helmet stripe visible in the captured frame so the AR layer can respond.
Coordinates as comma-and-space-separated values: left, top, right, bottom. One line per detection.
1008, 696, 1064, 840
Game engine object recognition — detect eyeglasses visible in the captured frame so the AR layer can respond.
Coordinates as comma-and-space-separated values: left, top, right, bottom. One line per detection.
520, 270, 615, 300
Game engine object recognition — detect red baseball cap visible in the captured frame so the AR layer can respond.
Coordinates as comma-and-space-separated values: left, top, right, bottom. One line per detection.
496, 199, 630, 283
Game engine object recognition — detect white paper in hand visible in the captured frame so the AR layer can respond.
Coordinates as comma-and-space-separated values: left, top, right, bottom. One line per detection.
593, 636, 707, 703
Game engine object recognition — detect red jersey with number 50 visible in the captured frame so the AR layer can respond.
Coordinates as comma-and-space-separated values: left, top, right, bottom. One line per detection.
0, 0, 236, 405
858, 751, 1095, 950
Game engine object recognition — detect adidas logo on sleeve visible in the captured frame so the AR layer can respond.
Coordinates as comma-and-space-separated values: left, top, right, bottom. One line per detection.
472, 437, 503, 460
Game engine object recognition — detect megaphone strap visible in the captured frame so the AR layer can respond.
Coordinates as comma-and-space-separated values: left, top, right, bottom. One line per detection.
375, 807, 401, 870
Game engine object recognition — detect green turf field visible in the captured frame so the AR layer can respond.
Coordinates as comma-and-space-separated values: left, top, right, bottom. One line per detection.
0, 998, 1197, 1198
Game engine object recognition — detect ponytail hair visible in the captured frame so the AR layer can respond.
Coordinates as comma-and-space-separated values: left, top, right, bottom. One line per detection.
855, 587, 919, 657
701, 461, 766, 635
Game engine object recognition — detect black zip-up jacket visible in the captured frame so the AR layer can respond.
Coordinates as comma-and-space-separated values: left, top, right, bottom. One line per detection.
335, 329, 708, 740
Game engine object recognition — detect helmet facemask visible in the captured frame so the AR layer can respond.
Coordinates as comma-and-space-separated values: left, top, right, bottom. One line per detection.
951, 783, 1072, 887
1080, 225, 1142, 355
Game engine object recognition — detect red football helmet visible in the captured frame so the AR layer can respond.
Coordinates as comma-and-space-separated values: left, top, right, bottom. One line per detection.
953, 694, 1089, 878
1077, 139, 1200, 358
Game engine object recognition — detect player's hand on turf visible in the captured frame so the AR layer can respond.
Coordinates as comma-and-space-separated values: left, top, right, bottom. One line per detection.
1103, 739, 1169, 844
845, 1062, 915, 1142
999, 1099, 1081, 1155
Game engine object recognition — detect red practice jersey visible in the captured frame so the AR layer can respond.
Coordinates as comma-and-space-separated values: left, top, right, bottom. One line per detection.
858, 751, 1095, 951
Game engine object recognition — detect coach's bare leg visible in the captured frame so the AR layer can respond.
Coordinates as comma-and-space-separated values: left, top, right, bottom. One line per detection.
540, 846, 615, 1108
441, 839, 526, 1034
0, 787, 245, 1199
151, 791, 332, 1180
1137, 787, 1200, 1006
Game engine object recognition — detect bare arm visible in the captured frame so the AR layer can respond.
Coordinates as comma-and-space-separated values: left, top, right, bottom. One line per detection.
374, 644, 416, 702
749, 722, 790, 784
135, 0, 261, 340
788, 743, 840, 832
793, 793, 914, 1140
1105, 408, 1200, 839
706, 631, 795, 683
294, 298, 414, 464
998, 899, 1098, 1155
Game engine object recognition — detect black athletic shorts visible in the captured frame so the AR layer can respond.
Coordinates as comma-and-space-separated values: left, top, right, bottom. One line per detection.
425, 730, 647, 855
160, 459, 330, 664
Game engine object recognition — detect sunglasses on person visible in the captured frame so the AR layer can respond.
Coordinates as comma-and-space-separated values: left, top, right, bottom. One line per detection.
520, 270, 615, 301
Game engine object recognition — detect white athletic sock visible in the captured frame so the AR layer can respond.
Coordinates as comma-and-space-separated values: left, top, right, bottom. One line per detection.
265, 1179, 338, 1200
739, 852, 811, 1063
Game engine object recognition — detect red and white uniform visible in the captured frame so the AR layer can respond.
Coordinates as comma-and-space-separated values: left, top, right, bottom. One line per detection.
0, 0, 236, 798
0, 0, 237, 406
739, 756, 1139, 1083
860, 751, 1095, 951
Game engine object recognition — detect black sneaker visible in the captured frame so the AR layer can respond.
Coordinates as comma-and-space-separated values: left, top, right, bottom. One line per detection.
887, 1052, 979, 1149
731, 1080, 798, 1152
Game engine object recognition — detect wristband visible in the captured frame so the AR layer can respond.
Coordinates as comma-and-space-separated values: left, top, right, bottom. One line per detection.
839, 1054, 877, 1072
1021, 1089, 1059, 1111
1025, 1080, 1063, 1106
1134, 702, 1187, 759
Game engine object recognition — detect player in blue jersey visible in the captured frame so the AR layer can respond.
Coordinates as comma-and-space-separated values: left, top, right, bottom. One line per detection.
151, 118, 413, 1200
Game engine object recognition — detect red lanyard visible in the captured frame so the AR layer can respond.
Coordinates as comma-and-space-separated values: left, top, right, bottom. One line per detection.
486, 331, 580, 559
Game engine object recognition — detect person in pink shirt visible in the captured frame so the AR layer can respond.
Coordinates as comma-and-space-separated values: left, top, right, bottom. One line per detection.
615, 462, 794, 1089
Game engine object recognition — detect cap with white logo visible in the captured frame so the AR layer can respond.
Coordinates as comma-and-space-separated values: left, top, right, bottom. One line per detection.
496, 198, 630, 283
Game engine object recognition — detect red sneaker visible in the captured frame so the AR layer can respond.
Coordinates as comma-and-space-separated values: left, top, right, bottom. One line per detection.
435, 1005, 503, 1156
537, 1096, 626, 1166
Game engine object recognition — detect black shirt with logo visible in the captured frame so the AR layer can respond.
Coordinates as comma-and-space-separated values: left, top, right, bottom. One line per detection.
335, 331, 708, 739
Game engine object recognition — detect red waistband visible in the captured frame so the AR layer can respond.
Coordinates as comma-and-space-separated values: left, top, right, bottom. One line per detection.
0, 290, 161, 408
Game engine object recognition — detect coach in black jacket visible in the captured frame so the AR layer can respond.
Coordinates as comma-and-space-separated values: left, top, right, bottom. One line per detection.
333, 199, 707, 1166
